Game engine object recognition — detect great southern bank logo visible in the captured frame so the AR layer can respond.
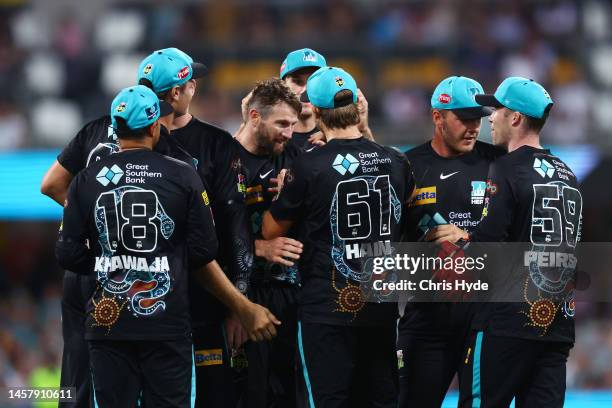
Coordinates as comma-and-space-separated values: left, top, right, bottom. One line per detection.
96, 164, 124, 186
533, 158, 555, 178
332, 154, 359, 175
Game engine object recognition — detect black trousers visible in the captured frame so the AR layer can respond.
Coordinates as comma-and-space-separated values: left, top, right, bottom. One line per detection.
60, 270, 95, 408
89, 338, 194, 408
458, 331, 571, 408
245, 283, 299, 408
192, 322, 237, 408
297, 322, 398, 408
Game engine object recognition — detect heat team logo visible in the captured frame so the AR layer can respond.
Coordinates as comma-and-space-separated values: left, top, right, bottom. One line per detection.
303, 50, 317, 62
116, 102, 127, 112
470, 181, 486, 205
335, 76, 344, 87
143, 63, 153, 75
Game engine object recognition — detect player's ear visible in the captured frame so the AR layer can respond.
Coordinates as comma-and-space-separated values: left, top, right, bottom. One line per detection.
169, 85, 181, 102
249, 109, 261, 128
312, 106, 321, 119
431, 109, 442, 125
511, 111, 522, 128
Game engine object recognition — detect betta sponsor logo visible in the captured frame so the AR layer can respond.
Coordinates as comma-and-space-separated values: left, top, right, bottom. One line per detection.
412, 186, 437, 206
195, 349, 223, 367
438, 93, 451, 104
177, 66, 190, 80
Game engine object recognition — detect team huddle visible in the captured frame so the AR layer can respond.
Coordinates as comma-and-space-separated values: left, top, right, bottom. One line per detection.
41, 47, 582, 408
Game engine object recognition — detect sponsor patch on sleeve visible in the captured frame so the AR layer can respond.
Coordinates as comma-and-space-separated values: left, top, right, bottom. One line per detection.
202, 191, 210, 206
412, 186, 437, 206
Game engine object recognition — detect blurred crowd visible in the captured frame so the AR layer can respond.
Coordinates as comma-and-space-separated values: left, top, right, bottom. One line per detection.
0, 0, 610, 148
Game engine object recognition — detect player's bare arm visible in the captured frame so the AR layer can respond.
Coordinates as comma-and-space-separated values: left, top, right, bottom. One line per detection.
41, 161, 73, 205
195, 260, 281, 341
261, 211, 293, 241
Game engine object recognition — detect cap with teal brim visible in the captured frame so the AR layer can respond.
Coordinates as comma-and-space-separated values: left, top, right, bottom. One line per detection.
110, 85, 173, 133
280, 48, 326, 79
138, 47, 208, 93
475, 77, 553, 119
431, 76, 492, 120
300, 66, 358, 109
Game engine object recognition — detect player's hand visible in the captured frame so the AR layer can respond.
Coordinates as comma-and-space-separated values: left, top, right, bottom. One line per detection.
307, 131, 326, 146
238, 302, 281, 342
225, 313, 248, 349
255, 237, 303, 267
269, 169, 287, 197
424, 224, 469, 244
241, 91, 253, 123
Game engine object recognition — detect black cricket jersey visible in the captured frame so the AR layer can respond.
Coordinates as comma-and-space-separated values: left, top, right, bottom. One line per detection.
58, 115, 195, 175
171, 117, 253, 324
237, 144, 298, 285
470, 145, 582, 344
283, 127, 320, 166
56, 149, 218, 340
398, 141, 503, 340
270, 137, 415, 327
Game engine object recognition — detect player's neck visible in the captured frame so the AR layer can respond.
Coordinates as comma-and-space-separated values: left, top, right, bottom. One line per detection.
119, 139, 152, 151
322, 124, 362, 141
172, 110, 193, 130
236, 126, 267, 156
294, 116, 316, 133
507, 132, 542, 153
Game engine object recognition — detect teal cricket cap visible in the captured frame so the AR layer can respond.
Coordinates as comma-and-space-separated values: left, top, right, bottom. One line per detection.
431, 76, 492, 120
138, 47, 208, 93
110, 85, 173, 133
280, 48, 327, 79
475, 77, 553, 119
300, 66, 358, 109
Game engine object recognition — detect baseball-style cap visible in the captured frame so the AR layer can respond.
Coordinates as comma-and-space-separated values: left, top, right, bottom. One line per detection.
138, 47, 208, 93
300, 66, 358, 109
431, 76, 492, 120
475, 77, 553, 119
280, 48, 327, 79
110, 85, 173, 132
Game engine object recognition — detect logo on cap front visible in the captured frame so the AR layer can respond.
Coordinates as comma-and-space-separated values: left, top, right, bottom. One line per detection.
143, 64, 153, 75
177, 66, 190, 80
335, 76, 344, 87
116, 102, 127, 112
438, 94, 451, 104
303, 50, 317, 62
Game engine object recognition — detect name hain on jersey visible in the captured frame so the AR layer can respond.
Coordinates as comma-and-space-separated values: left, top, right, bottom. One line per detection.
125, 163, 163, 184
345, 240, 392, 260
94, 255, 170, 273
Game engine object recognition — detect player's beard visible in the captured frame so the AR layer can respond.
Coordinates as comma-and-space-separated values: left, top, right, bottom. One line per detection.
255, 123, 284, 157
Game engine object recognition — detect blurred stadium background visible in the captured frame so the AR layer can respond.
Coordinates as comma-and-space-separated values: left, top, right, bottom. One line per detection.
0, 0, 611, 406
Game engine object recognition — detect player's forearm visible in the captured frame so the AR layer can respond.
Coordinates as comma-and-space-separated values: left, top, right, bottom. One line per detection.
41, 161, 73, 206
196, 260, 251, 315
261, 211, 291, 240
